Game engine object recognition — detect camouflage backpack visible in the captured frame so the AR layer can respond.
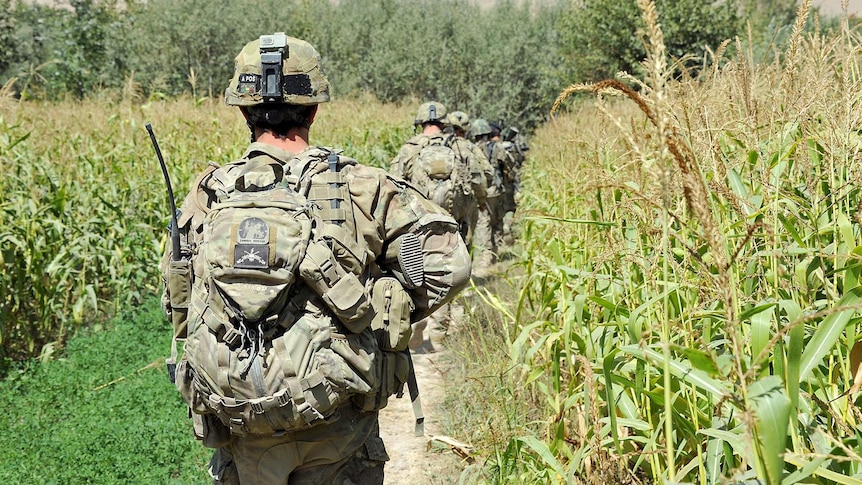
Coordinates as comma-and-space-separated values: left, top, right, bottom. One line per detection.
410, 134, 474, 224
170, 148, 412, 441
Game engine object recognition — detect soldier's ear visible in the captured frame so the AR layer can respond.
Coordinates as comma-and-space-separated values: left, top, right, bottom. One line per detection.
308, 105, 319, 126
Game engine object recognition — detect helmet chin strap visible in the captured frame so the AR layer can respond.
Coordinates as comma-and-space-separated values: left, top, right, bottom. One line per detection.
247, 120, 256, 143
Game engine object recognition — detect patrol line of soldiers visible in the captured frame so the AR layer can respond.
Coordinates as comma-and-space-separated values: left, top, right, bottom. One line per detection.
389, 101, 528, 352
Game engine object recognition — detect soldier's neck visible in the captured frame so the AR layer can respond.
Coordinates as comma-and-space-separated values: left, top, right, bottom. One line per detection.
254, 129, 310, 156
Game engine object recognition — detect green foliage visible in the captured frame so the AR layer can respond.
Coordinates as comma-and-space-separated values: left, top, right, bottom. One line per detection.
0, 0, 566, 130
0, 297, 211, 483
0, 109, 178, 360
0, 0, 14, 76
314, 0, 565, 129
446, 2, 862, 483
558, 0, 740, 82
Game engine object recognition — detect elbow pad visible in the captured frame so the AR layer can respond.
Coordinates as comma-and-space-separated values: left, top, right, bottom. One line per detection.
384, 233, 424, 289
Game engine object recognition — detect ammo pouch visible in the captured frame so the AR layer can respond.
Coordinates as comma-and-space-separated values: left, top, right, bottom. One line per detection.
166, 258, 192, 339
353, 277, 414, 412
299, 225, 373, 333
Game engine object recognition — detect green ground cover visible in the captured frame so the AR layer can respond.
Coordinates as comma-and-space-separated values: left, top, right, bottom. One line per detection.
0, 297, 209, 483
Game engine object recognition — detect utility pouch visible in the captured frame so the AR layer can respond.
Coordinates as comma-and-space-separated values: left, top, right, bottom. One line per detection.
166, 259, 192, 338
299, 240, 372, 333
193, 412, 232, 449
353, 350, 410, 412
370, 277, 414, 351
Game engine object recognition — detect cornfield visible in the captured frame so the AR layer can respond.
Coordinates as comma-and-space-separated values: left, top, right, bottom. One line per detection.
451, 0, 862, 483
3, 0, 862, 482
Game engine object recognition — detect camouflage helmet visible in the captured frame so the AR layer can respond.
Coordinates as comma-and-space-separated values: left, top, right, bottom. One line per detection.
414, 101, 448, 126
225, 32, 330, 107
470, 118, 493, 138
447, 111, 470, 132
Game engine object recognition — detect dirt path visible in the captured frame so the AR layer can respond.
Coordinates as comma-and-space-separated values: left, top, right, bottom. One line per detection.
379, 349, 467, 484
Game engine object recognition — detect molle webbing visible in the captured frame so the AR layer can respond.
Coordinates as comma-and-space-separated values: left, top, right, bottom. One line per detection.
304, 153, 352, 227
306, 171, 350, 225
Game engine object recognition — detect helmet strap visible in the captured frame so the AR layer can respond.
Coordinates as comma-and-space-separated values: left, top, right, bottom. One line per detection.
247, 120, 256, 143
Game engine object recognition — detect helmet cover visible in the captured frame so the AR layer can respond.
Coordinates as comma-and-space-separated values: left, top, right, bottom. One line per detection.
447, 111, 470, 131
414, 101, 448, 125
225, 32, 330, 106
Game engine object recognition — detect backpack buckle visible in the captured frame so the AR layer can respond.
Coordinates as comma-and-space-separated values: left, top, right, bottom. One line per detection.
228, 417, 247, 436
222, 326, 243, 347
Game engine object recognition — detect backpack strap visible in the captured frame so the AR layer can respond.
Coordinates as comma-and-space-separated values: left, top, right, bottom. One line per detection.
305, 153, 351, 226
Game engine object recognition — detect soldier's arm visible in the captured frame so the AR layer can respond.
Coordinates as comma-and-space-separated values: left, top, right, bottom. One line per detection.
377, 177, 472, 321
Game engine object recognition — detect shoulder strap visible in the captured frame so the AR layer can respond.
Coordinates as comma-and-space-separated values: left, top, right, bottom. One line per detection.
190, 163, 219, 215
294, 148, 356, 229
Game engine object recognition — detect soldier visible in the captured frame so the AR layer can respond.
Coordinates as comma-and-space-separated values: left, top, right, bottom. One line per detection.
446, 110, 494, 248
390, 102, 476, 353
389, 102, 476, 240
160, 33, 471, 484
470, 118, 514, 271
489, 121, 518, 246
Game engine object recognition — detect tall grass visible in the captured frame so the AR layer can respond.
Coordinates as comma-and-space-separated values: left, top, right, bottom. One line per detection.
0, 91, 414, 363
448, 1, 862, 483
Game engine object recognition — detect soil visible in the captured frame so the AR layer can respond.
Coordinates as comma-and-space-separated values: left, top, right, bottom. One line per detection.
378, 348, 468, 484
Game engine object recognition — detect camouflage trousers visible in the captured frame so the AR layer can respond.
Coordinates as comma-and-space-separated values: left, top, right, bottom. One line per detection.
472, 196, 506, 271
209, 406, 387, 485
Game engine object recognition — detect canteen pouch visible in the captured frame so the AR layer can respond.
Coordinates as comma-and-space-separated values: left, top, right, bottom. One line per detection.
370, 277, 414, 351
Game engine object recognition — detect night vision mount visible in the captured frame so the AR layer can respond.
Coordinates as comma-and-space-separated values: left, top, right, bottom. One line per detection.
260, 32, 288, 103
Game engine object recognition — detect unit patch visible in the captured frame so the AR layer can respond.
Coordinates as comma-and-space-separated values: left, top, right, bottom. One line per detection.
234, 217, 270, 268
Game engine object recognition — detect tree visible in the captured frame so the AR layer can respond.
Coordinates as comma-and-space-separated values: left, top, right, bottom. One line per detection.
557, 0, 741, 83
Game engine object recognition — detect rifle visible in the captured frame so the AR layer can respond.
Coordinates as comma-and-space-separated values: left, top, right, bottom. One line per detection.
145, 123, 180, 383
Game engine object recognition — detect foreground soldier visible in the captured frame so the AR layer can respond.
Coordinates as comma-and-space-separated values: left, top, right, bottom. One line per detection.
160, 33, 471, 484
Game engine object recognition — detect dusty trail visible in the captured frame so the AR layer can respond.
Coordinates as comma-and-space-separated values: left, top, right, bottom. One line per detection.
379, 349, 466, 484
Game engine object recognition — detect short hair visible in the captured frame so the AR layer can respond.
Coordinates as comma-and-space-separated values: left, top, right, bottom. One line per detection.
245, 104, 315, 136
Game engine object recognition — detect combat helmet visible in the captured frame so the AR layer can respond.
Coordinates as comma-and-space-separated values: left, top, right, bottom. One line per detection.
225, 32, 330, 107
447, 111, 470, 132
414, 101, 448, 126
470, 118, 493, 139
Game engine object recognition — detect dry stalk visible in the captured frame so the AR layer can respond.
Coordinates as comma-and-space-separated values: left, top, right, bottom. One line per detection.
782, 0, 813, 88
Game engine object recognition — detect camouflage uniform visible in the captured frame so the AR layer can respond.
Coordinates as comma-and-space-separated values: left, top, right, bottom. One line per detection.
161, 34, 470, 485
390, 104, 480, 352
470, 119, 514, 271
489, 122, 519, 246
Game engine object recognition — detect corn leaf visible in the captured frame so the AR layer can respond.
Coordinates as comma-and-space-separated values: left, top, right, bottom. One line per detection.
799, 286, 862, 381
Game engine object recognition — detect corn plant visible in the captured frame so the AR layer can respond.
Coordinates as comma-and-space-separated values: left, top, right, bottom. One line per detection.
464, 1, 862, 483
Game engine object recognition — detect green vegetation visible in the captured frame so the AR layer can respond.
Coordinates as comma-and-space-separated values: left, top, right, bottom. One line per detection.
4, 0, 862, 483
558, 0, 740, 81
446, 1, 862, 483
0, 297, 211, 483
3, 0, 838, 130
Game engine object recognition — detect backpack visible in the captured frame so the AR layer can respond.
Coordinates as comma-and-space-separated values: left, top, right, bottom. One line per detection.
410, 135, 474, 224
483, 141, 506, 193
170, 148, 412, 440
